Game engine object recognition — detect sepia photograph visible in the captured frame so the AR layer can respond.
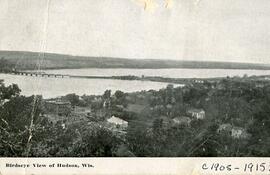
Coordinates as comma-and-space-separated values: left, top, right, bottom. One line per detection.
0, 0, 270, 159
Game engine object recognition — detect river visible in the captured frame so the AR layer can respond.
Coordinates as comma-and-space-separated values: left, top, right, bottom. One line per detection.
1, 68, 270, 98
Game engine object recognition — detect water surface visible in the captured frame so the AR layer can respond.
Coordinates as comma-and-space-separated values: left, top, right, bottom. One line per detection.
2, 68, 270, 98
0, 74, 172, 99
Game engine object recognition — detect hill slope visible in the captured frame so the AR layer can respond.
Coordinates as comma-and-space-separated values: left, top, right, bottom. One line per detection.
1, 50, 270, 70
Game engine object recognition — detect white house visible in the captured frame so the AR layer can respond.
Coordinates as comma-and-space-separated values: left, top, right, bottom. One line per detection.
231, 127, 249, 139
187, 108, 205, 120
107, 116, 128, 130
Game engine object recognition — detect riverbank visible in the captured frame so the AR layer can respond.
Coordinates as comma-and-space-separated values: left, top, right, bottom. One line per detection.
70, 74, 270, 85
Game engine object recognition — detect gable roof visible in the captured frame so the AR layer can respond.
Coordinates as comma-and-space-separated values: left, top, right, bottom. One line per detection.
187, 108, 205, 113
173, 117, 191, 123
107, 116, 128, 125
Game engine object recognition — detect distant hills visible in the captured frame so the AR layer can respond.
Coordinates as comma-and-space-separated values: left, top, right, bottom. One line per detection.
1, 50, 270, 70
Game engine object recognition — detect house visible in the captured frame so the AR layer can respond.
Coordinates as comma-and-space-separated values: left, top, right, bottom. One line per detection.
172, 116, 192, 127
93, 97, 103, 103
217, 123, 233, 133
231, 127, 249, 139
255, 83, 264, 88
107, 116, 128, 131
61, 123, 66, 129
194, 79, 204, 83
187, 108, 205, 120
166, 104, 173, 109
45, 100, 72, 116
217, 124, 250, 139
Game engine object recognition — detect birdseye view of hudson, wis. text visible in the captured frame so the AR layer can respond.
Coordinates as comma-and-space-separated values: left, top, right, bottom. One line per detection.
0, 0, 270, 157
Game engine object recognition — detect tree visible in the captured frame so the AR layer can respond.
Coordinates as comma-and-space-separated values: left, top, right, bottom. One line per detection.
103, 90, 111, 99
114, 90, 127, 107
0, 94, 44, 156
126, 123, 154, 156
165, 84, 174, 104
247, 100, 270, 156
62, 93, 80, 106
0, 81, 21, 105
115, 90, 125, 99
72, 127, 121, 157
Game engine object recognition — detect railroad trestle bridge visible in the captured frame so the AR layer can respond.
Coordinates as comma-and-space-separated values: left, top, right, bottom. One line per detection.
12, 71, 70, 78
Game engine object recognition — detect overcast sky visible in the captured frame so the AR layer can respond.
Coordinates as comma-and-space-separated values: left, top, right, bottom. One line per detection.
0, 0, 269, 63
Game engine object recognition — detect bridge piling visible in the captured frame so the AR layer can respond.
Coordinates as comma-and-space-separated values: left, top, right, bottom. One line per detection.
12, 71, 68, 79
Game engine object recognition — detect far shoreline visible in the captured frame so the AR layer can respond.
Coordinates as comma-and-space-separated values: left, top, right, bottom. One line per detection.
23, 66, 270, 71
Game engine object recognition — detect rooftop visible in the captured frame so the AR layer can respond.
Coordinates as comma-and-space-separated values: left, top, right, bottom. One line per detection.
107, 116, 128, 125
187, 108, 205, 113
46, 100, 71, 105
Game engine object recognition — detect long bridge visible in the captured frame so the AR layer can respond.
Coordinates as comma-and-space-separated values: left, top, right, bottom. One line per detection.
12, 71, 70, 78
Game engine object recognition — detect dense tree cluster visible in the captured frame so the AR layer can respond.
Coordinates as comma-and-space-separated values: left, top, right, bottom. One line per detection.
0, 77, 270, 157
0, 81, 122, 157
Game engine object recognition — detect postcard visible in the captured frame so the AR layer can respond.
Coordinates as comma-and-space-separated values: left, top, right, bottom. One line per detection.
0, 0, 269, 174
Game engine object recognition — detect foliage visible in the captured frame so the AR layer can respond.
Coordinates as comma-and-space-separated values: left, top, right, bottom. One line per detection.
1, 76, 270, 157
62, 93, 86, 106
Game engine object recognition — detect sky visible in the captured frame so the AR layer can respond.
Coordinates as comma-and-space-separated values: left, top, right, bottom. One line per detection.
0, 0, 270, 63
